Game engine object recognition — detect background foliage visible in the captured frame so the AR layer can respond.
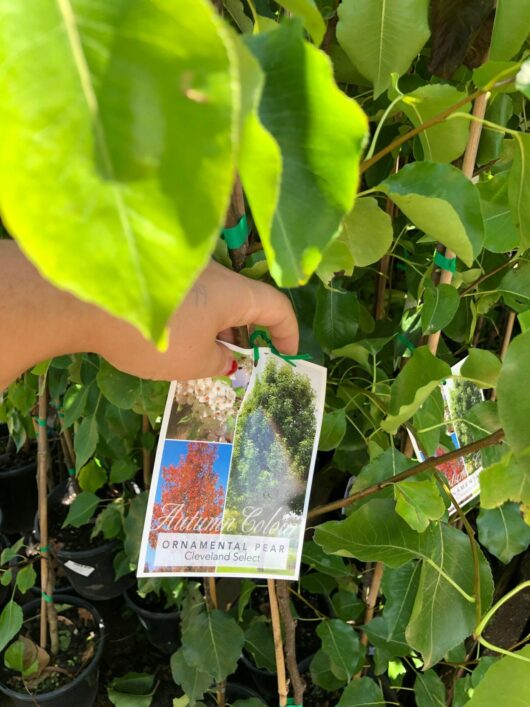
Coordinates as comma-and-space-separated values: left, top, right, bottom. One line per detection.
1, 0, 530, 705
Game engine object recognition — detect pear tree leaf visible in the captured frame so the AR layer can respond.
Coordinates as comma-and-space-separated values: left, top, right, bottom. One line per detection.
458, 349, 502, 389
380, 162, 484, 266
182, 610, 245, 682
0, 600, 23, 652
509, 134, 530, 249
477, 504, 530, 564
382, 346, 451, 434
465, 645, 530, 706
336, 0, 430, 98
246, 22, 368, 286
314, 286, 360, 351
170, 648, 213, 706
0, 0, 237, 345
478, 172, 520, 253
62, 492, 100, 528
336, 676, 385, 707
401, 84, 471, 163
78, 459, 107, 493
319, 408, 347, 451
317, 619, 361, 681
394, 477, 446, 533
497, 330, 530, 452
421, 283, 460, 334
490, 0, 530, 61
414, 669, 446, 707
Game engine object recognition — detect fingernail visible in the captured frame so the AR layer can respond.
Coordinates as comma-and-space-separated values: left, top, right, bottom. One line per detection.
227, 359, 238, 376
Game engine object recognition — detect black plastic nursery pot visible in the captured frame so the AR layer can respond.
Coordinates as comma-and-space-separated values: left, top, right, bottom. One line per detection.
39, 483, 135, 601
0, 454, 38, 535
124, 587, 181, 654
57, 539, 135, 602
0, 594, 105, 707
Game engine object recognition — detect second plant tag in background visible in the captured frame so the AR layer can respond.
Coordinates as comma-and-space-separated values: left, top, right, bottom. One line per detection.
138, 343, 326, 580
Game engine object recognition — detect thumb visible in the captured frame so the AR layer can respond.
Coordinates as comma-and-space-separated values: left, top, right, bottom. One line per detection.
202, 340, 236, 379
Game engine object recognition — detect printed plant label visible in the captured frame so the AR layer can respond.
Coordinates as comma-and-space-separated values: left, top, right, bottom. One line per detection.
408, 357, 485, 513
138, 344, 326, 579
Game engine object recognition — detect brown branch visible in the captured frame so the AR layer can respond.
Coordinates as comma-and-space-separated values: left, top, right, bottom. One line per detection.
268, 579, 288, 707
225, 175, 248, 273
360, 88, 483, 175
277, 582, 305, 705
460, 258, 513, 296
308, 428, 504, 520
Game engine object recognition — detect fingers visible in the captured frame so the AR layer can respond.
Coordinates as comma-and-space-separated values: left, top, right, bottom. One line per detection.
201, 340, 236, 379
246, 280, 299, 355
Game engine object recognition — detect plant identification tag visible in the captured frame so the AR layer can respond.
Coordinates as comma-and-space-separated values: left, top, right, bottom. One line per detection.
138, 342, 326, 580
408, 356, 486, 513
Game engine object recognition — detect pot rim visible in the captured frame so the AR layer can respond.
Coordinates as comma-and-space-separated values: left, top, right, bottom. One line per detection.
0, 593, 105, 701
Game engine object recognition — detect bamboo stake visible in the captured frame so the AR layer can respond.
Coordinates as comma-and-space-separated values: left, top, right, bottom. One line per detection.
36, 378, 49, 649
268, 579, 288, 707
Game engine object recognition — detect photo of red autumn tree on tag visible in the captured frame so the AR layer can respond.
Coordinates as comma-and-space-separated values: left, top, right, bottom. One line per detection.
148, 441, 228, 554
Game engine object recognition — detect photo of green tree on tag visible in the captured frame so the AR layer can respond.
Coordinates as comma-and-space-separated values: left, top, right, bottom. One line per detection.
221, 353, 322, 574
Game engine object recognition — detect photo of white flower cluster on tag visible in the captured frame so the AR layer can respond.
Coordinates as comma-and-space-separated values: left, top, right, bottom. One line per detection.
138, 341, 326, 580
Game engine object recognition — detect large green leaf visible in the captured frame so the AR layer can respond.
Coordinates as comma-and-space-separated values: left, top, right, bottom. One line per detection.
479, 453, 530, 521
317, 619, 361, 681
379, 163, 484, 266
0, 0, 236, 345
465, 645, 530, 706
74, 412, 99, 470
170, 648, 212, 707
336, 0, 430, 98
414, 670, 445, 707
477, 504, 530, 564
478, 173, 520, 253
394, 477, 445, 533
497, 330, 530, 453
315, 500, 493, 669
509, 134, 530, 249
62, 491, 100, 528
458, 349, 502, 389
318, 197, 393, 284
336, 677, 385, 706
382, 346, 451, 434
0, 600, 23, 652
310, 650, 346, 691
244, 621, 276, 672
246, 22, 368, 286
314, 285, 360, 351
182, 610, 244, 683
234, 34, 281, 265
401, 84, 471, 163
318, 408, 347, 451
405, 523, 493, 669
421, 283, 460, 335
490, 0, 530, 61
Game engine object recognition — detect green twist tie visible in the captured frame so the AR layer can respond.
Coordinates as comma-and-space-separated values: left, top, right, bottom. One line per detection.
33, 417, 47, 428
286, 700, 302, 707
68, 469, 76, 476
397, 332, 416, 352
249, 330, 312, 368
221, 214, 249, 249
42, 591, 53, 603
40, 545, 49, 553
434, 251, 456, 273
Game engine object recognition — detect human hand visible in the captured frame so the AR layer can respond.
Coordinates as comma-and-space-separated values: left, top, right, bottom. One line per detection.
94, 260, 299, 381
0, 243, 298, 390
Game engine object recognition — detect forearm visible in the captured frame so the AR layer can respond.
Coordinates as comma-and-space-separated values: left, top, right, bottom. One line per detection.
0, 241, 102, 390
